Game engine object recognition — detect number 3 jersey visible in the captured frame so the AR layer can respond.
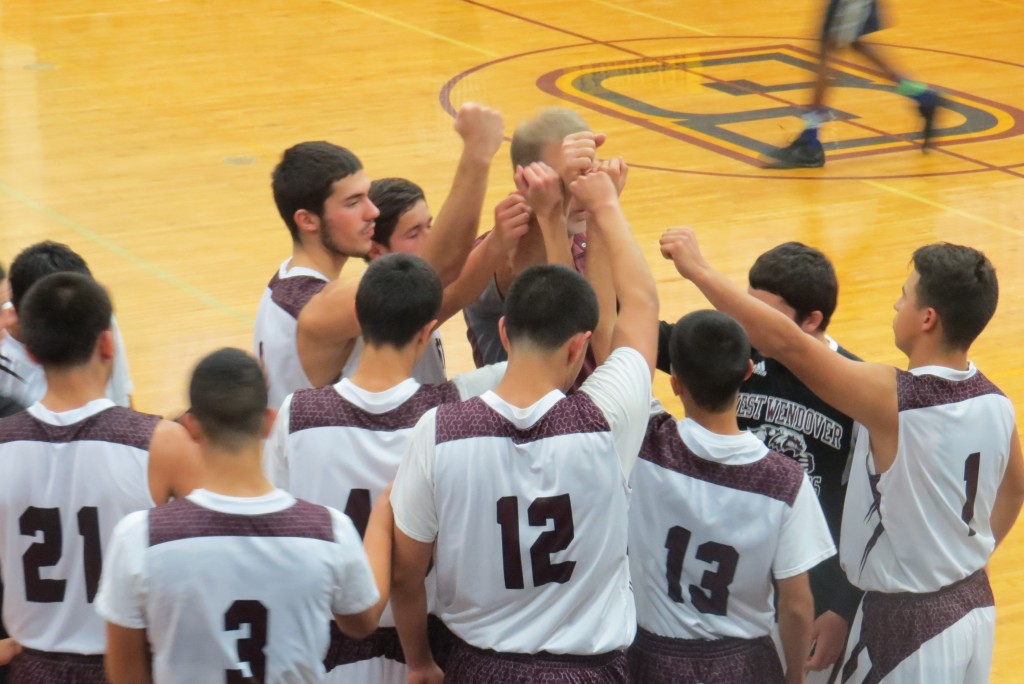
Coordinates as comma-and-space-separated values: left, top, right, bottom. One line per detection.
0, 399, 159, 654
95, 488, 379, 683
391, 347, 653, 655
629, 413, 835, 640
841, 364, 1015, 594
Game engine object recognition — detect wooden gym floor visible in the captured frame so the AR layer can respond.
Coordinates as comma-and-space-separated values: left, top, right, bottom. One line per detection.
2, 0, 1024, 677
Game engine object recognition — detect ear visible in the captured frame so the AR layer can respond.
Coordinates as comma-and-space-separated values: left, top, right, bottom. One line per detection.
799, 311, 824, 335
179, 412, 204, 443
418, 320, 438, 346
669, 374, 684, 398
921, 306, 940, 333
293, 209, 320, 238
367, 240, 388, 261
259, 408, 278, 440
97, 329, 115, 362
567, 331, 592, 366
744, 358, 754, 381
498, 317, 511, 353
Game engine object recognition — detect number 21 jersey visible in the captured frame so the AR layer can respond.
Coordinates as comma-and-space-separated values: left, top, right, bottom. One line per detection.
0, 399, 158, 654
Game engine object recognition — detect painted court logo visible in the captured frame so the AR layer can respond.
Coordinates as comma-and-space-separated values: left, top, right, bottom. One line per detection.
535, 44, 1021, 167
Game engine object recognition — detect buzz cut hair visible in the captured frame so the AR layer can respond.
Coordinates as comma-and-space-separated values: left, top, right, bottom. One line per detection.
510, 107, 590, 170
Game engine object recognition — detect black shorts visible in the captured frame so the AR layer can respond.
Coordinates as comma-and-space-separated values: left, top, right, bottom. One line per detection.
822, 0, 882, 45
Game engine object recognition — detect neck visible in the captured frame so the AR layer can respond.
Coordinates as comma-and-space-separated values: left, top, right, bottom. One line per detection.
349, 343, 421, 392
494, 353, 566, 408
906, 345, 971, 372
200, 442, 275, 497
6, 321, 21, 342
289, 242, 347, 280
41, 364, 110, 412
682, 402, 742, 436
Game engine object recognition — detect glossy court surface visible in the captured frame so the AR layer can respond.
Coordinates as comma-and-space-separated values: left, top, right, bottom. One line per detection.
1, 0, 1023, 677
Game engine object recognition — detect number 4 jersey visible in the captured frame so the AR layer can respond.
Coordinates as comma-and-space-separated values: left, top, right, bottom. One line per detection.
0, 399, 159, 654
95, 488, 379, 683
629, 413, 835, 640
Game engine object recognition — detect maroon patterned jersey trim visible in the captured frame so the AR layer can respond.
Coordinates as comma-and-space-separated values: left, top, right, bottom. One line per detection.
0, 406, 159, 450
840, 570, 993, 683
148, 497, 334, 547
434, 394, 610, 446
639, 413, 803, 506
268, 271, 328, 320
324, 622, 405, 669
289, 383, 461, 435
896, 368, 1005, 412
629, 628, 785, 684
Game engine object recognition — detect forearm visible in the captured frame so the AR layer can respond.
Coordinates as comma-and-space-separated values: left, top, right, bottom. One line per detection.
392, 574, 434, 668
422, 151, 494, 285
779, 606, 812, 684
583, 220, 616, 364
590, 203, 656, 315
537, 213, 573, 269
438, 235, 505, 324
362, 494, 393, 622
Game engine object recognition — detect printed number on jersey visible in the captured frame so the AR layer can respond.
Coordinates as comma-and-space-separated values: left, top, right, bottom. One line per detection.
20, 506, 102, 603
664, 525, 739, 616
496, 494, 577, 590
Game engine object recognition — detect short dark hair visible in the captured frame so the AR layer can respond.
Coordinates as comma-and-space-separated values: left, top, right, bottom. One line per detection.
369, 178, 426, 248
20, 272, 112, 369
670, 310, 751, 412
912, 243, 997, 350
272, 142, 363, 242
748, 242, 837, 332
189, 348, 268, 449
356, 253, 443, 348
9, 241, 92, 311
504, 265, 598, 351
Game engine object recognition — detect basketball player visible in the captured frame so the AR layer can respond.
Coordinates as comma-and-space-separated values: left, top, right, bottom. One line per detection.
656, 243, 863, 681
630, 310, 835, 684
390, 169, 658, 683
98, 348, 387, 683
302, 175, 530, 389
764, 0, 940, 168
266, 253, 512, 683
660, 228, 1024, 683
1, 242, 134, 408
0, 272, 201, 683
281, 103, 505, 396
464, 107, 617, 368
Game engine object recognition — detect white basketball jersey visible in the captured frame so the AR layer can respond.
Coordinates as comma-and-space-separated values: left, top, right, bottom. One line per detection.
841, 364, 1014, 593
254, 260, 329, 409
0, 399, 157, 654
95, 489, 379, 684
0, 319, 134, 407
392, 347, 653, 656
629, 415, 835, 641
341, 331, 447, 386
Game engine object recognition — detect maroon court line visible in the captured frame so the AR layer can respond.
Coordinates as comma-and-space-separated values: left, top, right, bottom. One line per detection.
456, 0, 1024, 180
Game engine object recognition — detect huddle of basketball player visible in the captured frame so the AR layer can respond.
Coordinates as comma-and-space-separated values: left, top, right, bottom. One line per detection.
0, 102, 1020, 684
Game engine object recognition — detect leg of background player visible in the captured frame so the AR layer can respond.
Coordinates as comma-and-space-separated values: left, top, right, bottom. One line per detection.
851, 41, 941, 147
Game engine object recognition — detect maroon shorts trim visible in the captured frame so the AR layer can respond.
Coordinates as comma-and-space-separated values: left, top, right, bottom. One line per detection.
9, 649, 106, 684
628, 627, 785, 684
445, 635, 628, 684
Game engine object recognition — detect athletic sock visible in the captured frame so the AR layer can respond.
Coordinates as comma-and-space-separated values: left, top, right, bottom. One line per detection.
898, 79, 930, 102
799, 109, 828, 142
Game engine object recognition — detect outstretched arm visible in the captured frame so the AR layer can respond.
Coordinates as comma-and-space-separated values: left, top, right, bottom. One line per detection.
420, 103, 505, 286
438, 193, 531, 324
660, 228, 900, 467
570, 171, 658, 375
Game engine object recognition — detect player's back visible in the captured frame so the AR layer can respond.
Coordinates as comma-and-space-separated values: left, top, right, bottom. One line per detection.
99, 490, 377, 683
425, 390, 634, 655
842, 364, 1015, 593
254, 260, 329, 409
0, 400, 158, 654
629, 412, 834, 641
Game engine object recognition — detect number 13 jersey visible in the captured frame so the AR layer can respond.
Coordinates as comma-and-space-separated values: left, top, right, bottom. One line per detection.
629, 413, 835, 640
0, 399, 158, 654
841, 364, 1015, 593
